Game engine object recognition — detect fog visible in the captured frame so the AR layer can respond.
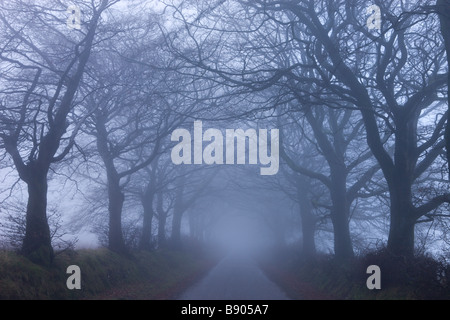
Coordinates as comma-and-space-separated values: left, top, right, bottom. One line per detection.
0, 0, 449, 301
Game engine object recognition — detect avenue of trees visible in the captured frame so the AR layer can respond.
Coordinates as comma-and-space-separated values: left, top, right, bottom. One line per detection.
0, 0, 449, 266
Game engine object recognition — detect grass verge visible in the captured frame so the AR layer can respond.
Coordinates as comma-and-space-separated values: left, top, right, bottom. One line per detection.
0, 248, 214, 300
260, 248, 450, 300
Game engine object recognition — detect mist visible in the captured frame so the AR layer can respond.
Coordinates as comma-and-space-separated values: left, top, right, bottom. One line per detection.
0, 0, 449, 301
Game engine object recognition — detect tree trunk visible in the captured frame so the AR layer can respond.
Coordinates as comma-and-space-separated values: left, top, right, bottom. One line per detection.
170, 181, 185, 249
94, 110, 127, 254
189, 211, 201, 242
386, 118, 417, 257
386, 173, 416, 257
304, 111, 353, 260
171, 207, 183, 249
158, 215, 167, 248
156, 192, 167, 248
296, 178, 316, 257
300, 209, 316, 258
108, 179, 126, 253
387, 209, 415, 257
437, 0, 450, 180
330, 168, 354, 260
21, 166, 53, 266
139, 192, 155, 251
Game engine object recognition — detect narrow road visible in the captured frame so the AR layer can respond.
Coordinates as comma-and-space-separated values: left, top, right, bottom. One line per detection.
178, 253, 290, 300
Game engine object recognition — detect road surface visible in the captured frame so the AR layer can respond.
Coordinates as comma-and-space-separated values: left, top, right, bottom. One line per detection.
178, 254, 290, 300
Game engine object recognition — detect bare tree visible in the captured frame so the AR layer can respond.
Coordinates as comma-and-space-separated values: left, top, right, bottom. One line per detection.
83, 66, 175, 253
280, 104, 380, 260
164, 0, 449, 258
0, 0, 117, 264
437, 0, 450, 179
81, 20, 192, 252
